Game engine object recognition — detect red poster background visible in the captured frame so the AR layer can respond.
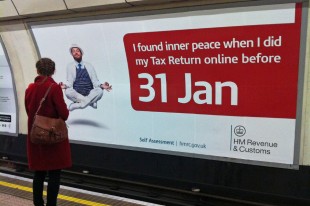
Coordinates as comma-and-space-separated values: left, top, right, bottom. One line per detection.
123, 4, 302, 119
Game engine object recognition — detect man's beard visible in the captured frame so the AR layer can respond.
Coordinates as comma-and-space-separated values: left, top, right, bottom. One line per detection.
73, 57, 82, 62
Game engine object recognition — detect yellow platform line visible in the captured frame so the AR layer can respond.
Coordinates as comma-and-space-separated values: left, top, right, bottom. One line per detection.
0, 180, 110, 206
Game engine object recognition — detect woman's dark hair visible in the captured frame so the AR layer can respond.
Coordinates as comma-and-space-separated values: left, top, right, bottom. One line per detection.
36, 58, 55, 76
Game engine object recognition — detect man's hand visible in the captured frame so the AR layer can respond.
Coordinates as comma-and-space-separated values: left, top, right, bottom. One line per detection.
59, 82, 67, 89
101, 82, 112, 91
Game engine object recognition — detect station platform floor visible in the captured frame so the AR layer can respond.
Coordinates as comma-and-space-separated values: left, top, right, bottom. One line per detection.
0, 172, 162, 206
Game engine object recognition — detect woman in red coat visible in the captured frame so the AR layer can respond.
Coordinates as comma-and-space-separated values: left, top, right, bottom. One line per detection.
25, 58, 72, 206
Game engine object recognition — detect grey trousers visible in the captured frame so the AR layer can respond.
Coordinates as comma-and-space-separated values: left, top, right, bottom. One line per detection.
65, 87, 103, 110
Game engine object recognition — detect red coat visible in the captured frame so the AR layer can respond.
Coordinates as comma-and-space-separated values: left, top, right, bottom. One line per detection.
25, 76, 72, 171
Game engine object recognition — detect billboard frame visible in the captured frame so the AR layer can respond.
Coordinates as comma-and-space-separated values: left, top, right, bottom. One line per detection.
27, 0, 308, 169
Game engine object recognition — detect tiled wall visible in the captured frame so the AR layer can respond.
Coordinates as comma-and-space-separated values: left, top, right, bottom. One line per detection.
0, 0, 251, 20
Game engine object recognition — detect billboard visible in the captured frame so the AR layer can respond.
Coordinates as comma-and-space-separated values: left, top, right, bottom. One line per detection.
0, 40, 17, 135
30, 2, 303, 166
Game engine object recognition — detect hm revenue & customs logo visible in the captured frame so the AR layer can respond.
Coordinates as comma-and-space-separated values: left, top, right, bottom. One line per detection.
234, 125, 246, 137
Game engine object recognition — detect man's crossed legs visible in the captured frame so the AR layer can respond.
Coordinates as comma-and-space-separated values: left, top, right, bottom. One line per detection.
65, 88, 103, 111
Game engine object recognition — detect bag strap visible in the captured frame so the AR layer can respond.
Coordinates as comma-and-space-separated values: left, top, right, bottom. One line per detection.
34, 83, 55, 117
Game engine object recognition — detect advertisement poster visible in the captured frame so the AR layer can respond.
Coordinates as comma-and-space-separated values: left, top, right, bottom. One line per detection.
31, 3, 302, 165
0, 41, 17, 134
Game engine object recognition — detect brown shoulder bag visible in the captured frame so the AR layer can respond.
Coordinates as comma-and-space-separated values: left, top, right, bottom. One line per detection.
30, 84, 68, 145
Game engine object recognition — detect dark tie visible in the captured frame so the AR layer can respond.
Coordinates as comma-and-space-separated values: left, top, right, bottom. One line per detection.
78, 63, 82, 69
